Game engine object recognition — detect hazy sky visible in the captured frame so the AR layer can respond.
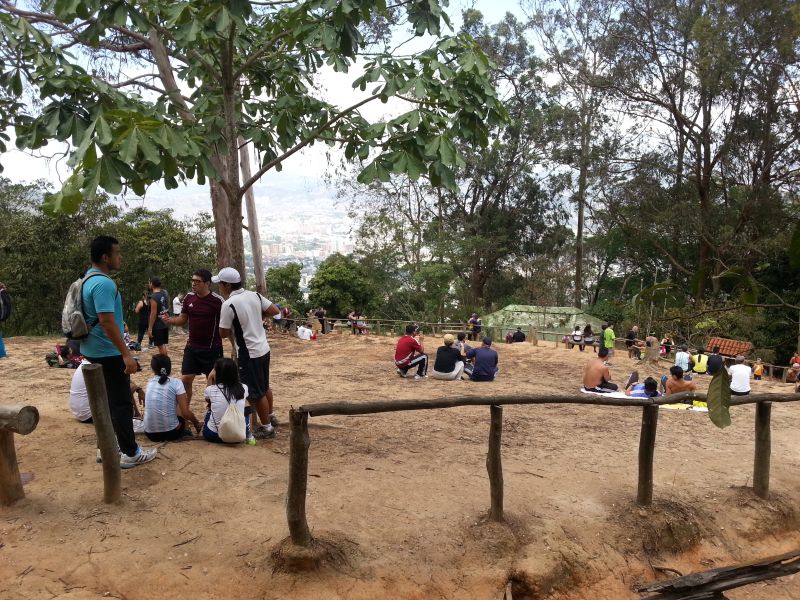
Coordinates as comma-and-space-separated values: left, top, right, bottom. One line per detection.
2, 0, 526, 218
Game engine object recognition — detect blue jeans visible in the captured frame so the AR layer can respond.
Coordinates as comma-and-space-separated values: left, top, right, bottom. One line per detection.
0, 334, 5, 358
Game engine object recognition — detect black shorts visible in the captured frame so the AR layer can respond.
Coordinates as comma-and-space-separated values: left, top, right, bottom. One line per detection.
152, 327, 169, 347
182, 346, 223, 376
239, 352, 270, 400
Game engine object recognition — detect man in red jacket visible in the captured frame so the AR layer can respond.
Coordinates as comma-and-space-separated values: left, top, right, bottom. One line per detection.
394, 324, 428, 380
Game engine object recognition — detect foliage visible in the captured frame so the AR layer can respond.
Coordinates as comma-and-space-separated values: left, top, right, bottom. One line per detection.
307, 253, 377, 318
0, 0, 507, 274
0, 178, 215, 335
265, 262, 302, 307
706, 368, 732, 429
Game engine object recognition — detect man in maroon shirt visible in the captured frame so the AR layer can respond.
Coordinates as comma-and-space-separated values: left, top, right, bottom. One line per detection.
162, 269, 228, 404
394, 324, 428, 379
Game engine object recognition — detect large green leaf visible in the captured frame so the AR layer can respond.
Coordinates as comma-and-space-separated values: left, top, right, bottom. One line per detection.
706, 369, 732, 429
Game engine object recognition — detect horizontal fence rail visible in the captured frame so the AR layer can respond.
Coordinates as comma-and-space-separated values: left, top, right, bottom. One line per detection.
285, 391, 800, 548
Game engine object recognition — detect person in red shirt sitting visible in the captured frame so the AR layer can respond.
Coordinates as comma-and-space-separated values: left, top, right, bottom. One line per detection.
394, 324, 428, 379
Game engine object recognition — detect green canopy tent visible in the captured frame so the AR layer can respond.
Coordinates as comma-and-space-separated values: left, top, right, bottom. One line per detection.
480, 305, 605, 342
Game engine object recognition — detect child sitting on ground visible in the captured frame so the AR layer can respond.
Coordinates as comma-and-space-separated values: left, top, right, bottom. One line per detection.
143, 354, 200, 441
202, 357, 252, 444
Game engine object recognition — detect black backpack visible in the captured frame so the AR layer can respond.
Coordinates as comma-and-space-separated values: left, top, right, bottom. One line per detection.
0, 288, 11, 322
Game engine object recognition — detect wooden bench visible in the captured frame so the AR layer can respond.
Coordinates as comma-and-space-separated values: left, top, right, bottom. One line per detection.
0, 405, 39, 505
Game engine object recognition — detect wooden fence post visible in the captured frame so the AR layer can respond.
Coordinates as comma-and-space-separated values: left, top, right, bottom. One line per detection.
0, 405, 39, 506
287, 408, 312, 546
83, 364, 122, 504
753, 401, 772, 499
486, 405, 504, 521
637, 405, 659, 506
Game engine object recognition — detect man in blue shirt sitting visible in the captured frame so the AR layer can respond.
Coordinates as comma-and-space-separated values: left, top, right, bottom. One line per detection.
466, 337, 499, 382
82, 236, 156, 468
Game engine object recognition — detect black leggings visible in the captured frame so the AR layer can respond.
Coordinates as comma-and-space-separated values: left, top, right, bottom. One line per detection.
145, 417, 187, 442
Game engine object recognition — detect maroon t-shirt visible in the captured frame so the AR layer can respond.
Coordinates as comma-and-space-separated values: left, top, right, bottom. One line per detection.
394, 335, 423, 366
181, 291, 224, 349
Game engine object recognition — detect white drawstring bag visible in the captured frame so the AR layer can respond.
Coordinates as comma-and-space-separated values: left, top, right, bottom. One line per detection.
216, 387, 246, 443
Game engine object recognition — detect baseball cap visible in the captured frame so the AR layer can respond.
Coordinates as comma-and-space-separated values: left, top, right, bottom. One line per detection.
211, 267, 241, 284
482, 337, 492, 346
443, 334, 455, 344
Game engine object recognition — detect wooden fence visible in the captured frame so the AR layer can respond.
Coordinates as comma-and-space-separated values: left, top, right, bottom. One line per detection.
285, 391, 799, 547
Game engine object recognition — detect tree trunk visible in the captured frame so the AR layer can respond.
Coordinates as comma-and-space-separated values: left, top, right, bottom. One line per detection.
574, 111, 590, 309
210, 177, 233, 269
239, 139, 265, 294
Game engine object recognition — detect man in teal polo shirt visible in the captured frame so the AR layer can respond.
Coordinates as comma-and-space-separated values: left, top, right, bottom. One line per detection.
81, 236, 156, 468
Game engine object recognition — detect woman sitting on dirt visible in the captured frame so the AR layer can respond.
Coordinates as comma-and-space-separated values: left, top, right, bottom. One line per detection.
143, 355, 200, 441
202, 357, 251, 444
582, 324, 596, 353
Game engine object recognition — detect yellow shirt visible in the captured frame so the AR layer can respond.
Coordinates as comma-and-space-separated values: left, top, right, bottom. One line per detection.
692, 354, 708, 373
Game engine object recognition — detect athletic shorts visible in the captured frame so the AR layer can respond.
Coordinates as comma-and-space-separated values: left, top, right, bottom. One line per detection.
152, 327, 170, 347
182, 346, 223, 376
239, 352, 270, 400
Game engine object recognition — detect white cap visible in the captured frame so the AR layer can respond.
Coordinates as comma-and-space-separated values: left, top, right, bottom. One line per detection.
211, 267, 241, 284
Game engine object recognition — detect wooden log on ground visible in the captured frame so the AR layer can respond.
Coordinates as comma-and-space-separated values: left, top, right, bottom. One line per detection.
287, 408, 312, 546
83, 364, 121, 504
486, 405, 504, 521
0, 405, 39, 435
637, 405, 659, 506
753, 401, 772, 499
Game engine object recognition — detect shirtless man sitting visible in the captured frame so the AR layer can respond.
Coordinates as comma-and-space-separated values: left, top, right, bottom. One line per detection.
583, 347, 618, 392
663, 365, 697, 398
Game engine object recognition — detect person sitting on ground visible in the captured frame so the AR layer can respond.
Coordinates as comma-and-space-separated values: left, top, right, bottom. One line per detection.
571, 325, 584, 350
661, 365, 697, 398
753, 358, 764, 381
660, 334, 674, 357
70, 359, 145, 423
504, 331, 514, 344
455, 332, 473, 362
625, 325, 640, 357
583, 324, 595, 353
203, 357, 251, 444
143, 354, 201, 441
296, 322, 313, 340
629, 338, 645, 360
626, 376, 660, 398
582, 347, 617, 392
706, 346, 724, 375
394, 324, 428, 379
512, 327, 526, 343
674, 344, 692, 372
729, 355, 752, 396
466, 337, 498, 382
692, 347, 709, 374
431, 334, 468, 380
788, 363, 800, 384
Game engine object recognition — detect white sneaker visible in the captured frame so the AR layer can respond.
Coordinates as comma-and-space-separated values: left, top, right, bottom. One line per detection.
414, 374, 427, 380
119, 446, 157, 469
396, 369, 407, 378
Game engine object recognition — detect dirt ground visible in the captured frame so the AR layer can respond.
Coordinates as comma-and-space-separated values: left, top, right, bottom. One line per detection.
1, 332, 799, 600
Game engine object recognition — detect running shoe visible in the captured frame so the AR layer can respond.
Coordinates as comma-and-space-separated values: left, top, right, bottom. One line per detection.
396, 368, 407, 378
269, 413, 279, 428
253, 425, 275, 440
414, 374, 427, 380
119, 446, 157, 469
624, 370, 639, 391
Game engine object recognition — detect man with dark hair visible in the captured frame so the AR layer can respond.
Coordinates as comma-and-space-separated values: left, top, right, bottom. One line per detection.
467, 337, 499, 381
663, 365, 697, 396
147, 276, 170, 355
511, 327, 526, 343
707, 345, 724, 375
467, 313, 482, 342
729, 355, 752, 396
213, 267, 281, 440
582, 347, 618, 392
162, 269, 227, 406
394, 324, 428, 379
82, 235, 156, 467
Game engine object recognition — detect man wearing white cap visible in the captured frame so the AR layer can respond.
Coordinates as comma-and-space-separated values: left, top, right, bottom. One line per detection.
213, 267, 280, 439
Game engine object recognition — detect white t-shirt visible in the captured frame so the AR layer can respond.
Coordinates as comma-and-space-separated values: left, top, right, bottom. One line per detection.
173, 296, 183, 315
297, 325, 312, 340
204, 384, 248, 435
69, 361, 92, 422
729, 364, 752, 393
219, 289, 272, 359
675, 351, 691, 371
143, 376, 186, 433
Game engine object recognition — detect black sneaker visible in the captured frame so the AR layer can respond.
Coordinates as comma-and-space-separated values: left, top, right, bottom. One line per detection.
624, 370, 639, 391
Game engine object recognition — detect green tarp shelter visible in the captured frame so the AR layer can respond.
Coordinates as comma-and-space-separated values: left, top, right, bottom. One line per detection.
481, 305, 605, 341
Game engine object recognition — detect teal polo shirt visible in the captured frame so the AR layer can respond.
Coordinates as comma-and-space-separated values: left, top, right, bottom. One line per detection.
79, 268, 123, 358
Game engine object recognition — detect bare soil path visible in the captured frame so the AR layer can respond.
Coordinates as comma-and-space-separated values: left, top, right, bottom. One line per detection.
1, 333, 798, 599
